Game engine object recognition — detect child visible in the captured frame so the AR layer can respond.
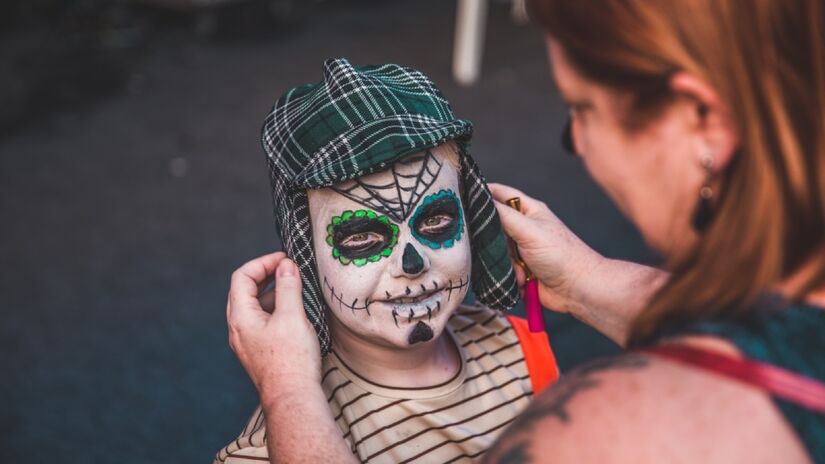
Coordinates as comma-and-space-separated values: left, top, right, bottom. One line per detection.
215, 58, 558, 463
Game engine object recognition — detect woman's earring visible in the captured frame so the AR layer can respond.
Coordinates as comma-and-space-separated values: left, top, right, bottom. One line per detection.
691, 153, 715, 232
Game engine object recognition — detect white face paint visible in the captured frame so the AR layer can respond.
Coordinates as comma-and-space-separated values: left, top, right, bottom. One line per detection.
307, 144, 472, 348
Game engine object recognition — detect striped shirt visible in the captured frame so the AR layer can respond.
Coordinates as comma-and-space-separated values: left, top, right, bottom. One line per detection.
215, 305, 537, 463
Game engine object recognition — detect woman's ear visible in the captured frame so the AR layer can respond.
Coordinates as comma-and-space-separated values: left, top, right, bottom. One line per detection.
669, 72, 740, 173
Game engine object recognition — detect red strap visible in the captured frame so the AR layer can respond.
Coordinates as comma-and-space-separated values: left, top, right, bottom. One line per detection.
642, 344, 825, 415
505, 315, 559, 394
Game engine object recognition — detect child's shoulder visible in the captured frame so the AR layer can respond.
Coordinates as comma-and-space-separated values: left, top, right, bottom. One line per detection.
450, 302, 503, 321
447, 303, 518, 345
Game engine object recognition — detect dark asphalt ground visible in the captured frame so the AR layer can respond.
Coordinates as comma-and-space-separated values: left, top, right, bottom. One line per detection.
1, 1, 655, 462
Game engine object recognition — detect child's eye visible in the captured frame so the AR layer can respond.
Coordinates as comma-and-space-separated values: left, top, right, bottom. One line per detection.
326, 210, 400, 266
341, 232, 385, 252
417, 214, 454, 235
408, 189, 464, 249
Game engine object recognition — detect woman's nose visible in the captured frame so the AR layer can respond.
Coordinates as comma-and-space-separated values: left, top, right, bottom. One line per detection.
398, 242, 429, 277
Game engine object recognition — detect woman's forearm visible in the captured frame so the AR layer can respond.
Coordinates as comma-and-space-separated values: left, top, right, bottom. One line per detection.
262, 380, 357, 464
569, 257, 669, 347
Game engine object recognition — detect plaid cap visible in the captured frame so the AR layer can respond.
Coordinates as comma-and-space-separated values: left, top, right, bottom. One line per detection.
262, 58, 519, 356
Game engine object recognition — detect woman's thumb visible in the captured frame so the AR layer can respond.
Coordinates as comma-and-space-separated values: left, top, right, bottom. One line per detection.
274, 258, 306, 319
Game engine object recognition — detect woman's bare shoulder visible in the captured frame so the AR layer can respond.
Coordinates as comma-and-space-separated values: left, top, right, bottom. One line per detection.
483, 343, 810, 463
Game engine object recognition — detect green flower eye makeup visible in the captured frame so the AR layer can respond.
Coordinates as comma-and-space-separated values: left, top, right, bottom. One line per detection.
326, 209, 399, 266
408, 189, 464, 249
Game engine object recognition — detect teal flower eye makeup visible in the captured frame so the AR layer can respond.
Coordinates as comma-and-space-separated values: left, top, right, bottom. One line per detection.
327, 209, 399, 266
408, 189, 464, 249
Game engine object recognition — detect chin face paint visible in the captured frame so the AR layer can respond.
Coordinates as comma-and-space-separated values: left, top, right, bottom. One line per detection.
408, 321, 434, 344
308, 144, 472, 348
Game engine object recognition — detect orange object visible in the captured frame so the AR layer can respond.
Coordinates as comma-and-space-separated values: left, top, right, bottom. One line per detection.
506, 315, 559, 394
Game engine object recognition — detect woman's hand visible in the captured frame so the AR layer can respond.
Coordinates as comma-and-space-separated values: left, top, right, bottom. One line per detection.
490, 183, 602, 315
489, 183, 668, 346
227, 252, 357, 463
226, 252, 322, 400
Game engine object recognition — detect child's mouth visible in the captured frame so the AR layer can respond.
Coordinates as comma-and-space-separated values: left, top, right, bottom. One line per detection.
387, 293, 443, 326
388, 288, 440, 305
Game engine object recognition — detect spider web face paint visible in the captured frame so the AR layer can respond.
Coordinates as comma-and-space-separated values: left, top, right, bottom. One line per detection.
331, 150, 443, 222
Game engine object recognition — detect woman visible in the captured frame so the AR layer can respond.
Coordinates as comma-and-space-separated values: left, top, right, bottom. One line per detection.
227, 0, 825, 462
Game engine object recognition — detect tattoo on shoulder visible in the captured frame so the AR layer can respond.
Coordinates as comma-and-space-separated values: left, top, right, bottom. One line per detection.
495, 440, 531, 464
517, 354, 648, 430
482, 354, 649, 464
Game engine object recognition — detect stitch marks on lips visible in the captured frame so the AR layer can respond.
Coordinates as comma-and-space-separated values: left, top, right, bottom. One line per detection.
321, 275, 470, 325
324, 276, 374, 315
386, 276, 469, 327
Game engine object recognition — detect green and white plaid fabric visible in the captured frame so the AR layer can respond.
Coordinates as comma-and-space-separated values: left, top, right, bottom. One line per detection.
262, 58, 519, 356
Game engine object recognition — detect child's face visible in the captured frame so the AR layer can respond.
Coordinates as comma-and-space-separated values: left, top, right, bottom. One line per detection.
308, 144, 471, 349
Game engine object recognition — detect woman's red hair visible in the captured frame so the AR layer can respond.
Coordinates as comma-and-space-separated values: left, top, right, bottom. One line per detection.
530, 0, 825, 342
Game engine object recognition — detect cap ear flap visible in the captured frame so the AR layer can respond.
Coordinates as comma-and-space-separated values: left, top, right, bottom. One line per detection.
457, 148, 520, 311
270, 164, 332, 356
294, 190, 332, 355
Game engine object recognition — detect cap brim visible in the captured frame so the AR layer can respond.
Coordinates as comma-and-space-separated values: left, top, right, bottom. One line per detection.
294, 114, 473, 189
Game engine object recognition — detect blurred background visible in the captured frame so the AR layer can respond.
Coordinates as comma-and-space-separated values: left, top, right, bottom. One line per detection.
1, 0, 656, 462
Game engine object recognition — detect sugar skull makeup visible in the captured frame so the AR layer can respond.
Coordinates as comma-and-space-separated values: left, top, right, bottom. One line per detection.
409, 189, 464, 249
326, 210, 399, 266
307, 143, 471, 348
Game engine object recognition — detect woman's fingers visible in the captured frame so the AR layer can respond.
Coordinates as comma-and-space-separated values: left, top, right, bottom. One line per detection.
488, 182, 549, 218
231, 252, 286, 298
489, 182, 527, 200
228, 251, 287, 323
493, 198, 536, 243
259, 288, 276, 314
512, 259, 527, 286
256, 274, 275, 294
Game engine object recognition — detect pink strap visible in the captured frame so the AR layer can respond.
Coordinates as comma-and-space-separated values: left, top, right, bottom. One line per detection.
642, 344, 825, 415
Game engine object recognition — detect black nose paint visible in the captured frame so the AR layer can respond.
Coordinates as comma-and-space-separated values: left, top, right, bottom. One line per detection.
408, 321, 434, 344
402, 243, 425, 275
